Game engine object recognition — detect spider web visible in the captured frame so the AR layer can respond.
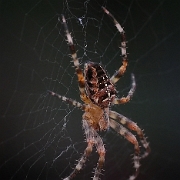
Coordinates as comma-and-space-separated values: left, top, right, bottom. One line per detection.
1, 0, 180, 180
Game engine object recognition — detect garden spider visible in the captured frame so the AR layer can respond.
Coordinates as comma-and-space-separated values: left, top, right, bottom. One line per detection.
48, 7, 150, 180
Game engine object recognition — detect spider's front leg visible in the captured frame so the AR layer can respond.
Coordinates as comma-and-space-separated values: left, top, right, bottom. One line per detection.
63, 120, 95, 180
82, 120, 105, 180
110, 110, 150, 158
62, 15, 91, 104
63, 119, 105, 180
109, 118, 140, 180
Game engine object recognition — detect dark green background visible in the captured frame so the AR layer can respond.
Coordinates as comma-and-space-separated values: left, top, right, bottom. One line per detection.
1, 0, 180, 180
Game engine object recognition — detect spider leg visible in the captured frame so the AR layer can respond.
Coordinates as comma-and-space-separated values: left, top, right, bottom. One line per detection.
93, 129, 105, 180
109, 110, 150, 158
109, 118, 140, 180
62, 15, 91, 104
102, 7, 128, 84
63, 120, 95, 180
113, 73, 136, 104
82, 120, 105, 180
48, 90, 84, 109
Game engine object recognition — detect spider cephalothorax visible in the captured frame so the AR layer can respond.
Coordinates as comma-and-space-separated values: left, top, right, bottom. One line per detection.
49, 7, 150, 180
84, 61, 117, 108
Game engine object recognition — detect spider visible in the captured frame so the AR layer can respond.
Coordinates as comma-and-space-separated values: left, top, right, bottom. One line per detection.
48, 7, 150, 180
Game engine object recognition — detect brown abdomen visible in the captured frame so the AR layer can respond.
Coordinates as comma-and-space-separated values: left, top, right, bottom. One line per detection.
84, 62, 116, 108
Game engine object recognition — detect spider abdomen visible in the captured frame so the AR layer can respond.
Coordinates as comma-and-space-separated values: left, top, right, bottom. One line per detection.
84, 62, 116, 108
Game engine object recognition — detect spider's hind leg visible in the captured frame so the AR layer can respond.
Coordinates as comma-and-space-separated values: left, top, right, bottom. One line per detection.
102, 7, 128, 84
61, 15, 91, 104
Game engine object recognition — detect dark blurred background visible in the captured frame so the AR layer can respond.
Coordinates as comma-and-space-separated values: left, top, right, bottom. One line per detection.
1, 0, 180, 180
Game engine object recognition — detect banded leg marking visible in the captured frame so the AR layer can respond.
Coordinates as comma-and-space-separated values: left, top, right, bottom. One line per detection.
83, 120, 105, 180
63, 120, 106, 180
48, 90, 83, 109
110, 110, 150, 158
62, 15, 90, 103
93, 131, 105, 180
109, 118, 140, 180
113, 74, 136, 104
102, 7, 128, 84
63, 120, 94, 180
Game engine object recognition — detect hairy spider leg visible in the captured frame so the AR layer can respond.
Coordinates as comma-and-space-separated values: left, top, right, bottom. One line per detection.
83, 120, 105, 180
93, 127, 105, 180
102, 6, 128, 84
113, 73, 136, 104
48, 90, 84, 109
103, 7, 135, 104
109, 111, 150, 158
109, 118, 140, 180
61, 15, 91, 104
63, 120, 94, 180
63, 120, 105, 180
